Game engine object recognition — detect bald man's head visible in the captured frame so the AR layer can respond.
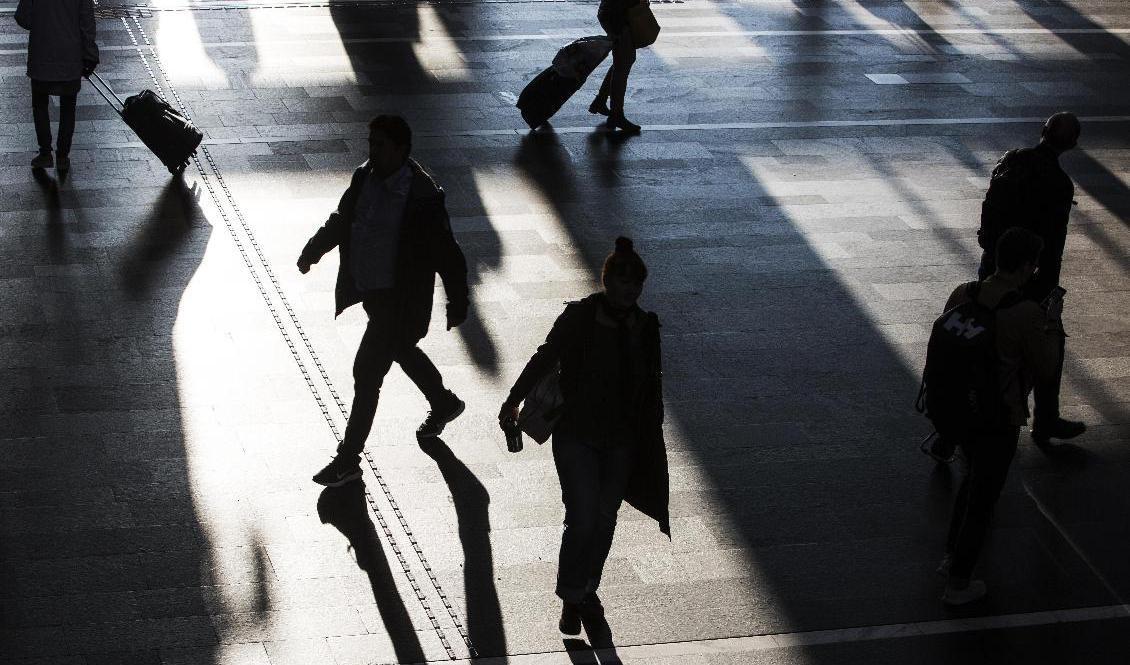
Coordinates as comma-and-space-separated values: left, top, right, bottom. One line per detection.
1040, 112, 1081, 153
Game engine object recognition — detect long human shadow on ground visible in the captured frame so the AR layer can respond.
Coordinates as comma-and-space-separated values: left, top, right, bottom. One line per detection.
0, 173, 244, 662
317, 481, 427, 664
418, 437, 507, 657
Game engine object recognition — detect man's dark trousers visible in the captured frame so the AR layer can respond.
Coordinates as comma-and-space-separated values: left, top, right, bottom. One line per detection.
32, 89, 77, 156
337, 294, 446, 457
946, 427, 1020, 580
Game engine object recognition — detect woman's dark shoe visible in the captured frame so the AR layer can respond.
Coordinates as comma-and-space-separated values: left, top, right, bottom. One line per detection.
559, 601, 582, 635
606, 113, 641, 134
589, 98, 611, 116
56, 155, 71, 173
31, 150, 53, 169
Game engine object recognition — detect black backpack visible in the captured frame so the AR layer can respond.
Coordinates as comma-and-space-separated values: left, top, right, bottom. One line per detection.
978, 148, 1049, 252
916, 282, 1021, 436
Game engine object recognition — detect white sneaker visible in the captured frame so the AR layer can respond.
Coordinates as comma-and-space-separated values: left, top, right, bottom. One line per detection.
942, 579, 986, 606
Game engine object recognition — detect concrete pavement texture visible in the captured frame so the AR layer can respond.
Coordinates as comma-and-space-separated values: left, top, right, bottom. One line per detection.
1, 0, 1129, 663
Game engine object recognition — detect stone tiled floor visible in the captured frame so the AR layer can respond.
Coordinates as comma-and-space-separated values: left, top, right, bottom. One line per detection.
1, 0, 1129, 663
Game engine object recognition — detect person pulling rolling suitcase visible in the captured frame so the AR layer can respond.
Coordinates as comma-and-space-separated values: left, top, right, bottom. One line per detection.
86, 72, 203, 174
517, 36, 612, 130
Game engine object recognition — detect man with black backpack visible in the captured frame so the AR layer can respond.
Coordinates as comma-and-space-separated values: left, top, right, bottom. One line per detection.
976, 112, 1085, 451
923, 228, 1060, 605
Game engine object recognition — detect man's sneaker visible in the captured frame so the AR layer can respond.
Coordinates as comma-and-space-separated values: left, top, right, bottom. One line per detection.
31, 151, 53, 169
1032, 418, 1086, 448
935, 554, 953, 577
559, 601, 582, 635
416, 392, 465, 439
312, 455, 362, 487
942, 579, 986, 606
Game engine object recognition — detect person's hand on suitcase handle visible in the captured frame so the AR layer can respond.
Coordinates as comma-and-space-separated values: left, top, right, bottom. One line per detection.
82, 60, 97, 77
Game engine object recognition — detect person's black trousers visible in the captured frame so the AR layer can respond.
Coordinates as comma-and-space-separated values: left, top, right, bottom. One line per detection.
337, 295, 448, 457
946, 427, 1020, 580
1032, 331, 1067, 430
32, 86, 78, 156
552, 431, 634, 603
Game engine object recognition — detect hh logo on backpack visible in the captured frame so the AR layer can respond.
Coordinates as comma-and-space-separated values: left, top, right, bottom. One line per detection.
941, 311, 986, 340
917, 282, 1021, 436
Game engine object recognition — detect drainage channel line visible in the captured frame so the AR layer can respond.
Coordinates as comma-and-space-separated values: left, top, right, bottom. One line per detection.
117, 13, 475, 661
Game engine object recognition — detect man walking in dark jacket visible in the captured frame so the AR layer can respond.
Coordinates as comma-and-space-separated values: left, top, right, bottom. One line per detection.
299, 115, 470, 487
977, 112, 1085, 451
15, 0, 99, 172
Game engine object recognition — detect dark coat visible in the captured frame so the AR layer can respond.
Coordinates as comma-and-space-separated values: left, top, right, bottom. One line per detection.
16, 0, 99, 82
507, 293, 670, 535
299, 159, 469, 344
979, 143, 1074, 301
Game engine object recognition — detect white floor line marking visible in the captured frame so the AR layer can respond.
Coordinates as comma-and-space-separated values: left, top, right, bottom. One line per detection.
5, 114, 1130, 155
395, 604, 1130, 664
3, 26, 1130, 53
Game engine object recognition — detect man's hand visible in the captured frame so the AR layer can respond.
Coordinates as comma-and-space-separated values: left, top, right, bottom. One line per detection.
446, 303, 467, 330
498, 403, 519, 424
82, 60, 97, 77
297, 257, 312, 274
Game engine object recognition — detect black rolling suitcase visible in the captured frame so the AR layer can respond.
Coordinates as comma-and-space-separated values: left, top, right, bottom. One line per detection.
87, 73, 203, 174
517, 36, 612, 129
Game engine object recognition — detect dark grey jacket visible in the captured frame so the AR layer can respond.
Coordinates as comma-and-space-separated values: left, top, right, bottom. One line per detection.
299, 159, 469, 344
15, 0, 99, 82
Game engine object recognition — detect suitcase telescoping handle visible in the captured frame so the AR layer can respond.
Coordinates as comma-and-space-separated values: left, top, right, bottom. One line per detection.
85, 72, 125, 115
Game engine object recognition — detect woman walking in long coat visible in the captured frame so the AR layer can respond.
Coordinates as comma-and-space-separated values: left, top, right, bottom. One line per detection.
15, 0, 99, 172
500, 237, 670, 635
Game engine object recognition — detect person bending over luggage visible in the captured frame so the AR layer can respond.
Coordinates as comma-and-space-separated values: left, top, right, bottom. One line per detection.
937, 227, 1060, 606
589, 0, 643, 134
299, 115, 470, 487
15, 0, 98, 173
976, 112, 1085, 452
499, 237, 670, 636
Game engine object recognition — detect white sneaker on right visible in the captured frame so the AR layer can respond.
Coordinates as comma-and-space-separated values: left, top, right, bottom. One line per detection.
942, 579, 987, 606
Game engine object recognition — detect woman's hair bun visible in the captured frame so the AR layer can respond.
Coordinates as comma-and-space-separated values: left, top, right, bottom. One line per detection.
614, 236, 635, 253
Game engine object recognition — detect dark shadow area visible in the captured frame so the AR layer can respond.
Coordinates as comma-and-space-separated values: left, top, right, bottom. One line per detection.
32, 167, 66, 259
418, 437, 507, 657
317, 481, 427, 664
119, 178, 203, 297
0, 169, 231, 662
1010, 0, 1130, 59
